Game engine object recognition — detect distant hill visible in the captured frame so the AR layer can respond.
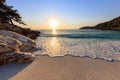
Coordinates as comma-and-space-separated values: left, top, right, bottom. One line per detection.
80, 16, 120, 31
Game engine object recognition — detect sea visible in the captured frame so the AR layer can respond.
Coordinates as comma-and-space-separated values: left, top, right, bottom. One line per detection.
35, 29, 120, 61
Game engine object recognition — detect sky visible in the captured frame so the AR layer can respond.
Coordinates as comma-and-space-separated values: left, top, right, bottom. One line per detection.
6, 0, 120, 29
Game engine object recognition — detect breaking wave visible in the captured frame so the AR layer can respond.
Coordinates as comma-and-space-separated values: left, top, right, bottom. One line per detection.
36, 29, 120, 61
40, 29, 120, 39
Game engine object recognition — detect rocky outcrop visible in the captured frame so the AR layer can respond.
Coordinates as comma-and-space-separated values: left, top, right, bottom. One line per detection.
0, 2, 39, 65
0, 43, 15, 54
0, 22, 40, 39
0, 30, 38, 65
0, 52, 35, 65
0, 30, 37, 52
80, 16, 120, 31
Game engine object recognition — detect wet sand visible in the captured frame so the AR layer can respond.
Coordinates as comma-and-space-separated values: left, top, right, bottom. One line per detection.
1, 55, 120, 80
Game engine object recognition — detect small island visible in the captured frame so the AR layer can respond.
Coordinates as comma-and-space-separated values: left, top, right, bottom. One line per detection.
80, 16, 120, 31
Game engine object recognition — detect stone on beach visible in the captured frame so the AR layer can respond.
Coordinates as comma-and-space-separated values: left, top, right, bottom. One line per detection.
0, 43, 15, 54
0, 52, 35, 65
0, 35, 22, 52
0, 30, 38, 65
0, 30, 37, 52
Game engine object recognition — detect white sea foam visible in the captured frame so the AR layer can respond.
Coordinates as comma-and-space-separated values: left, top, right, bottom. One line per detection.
67, 41, 120, 61
36, 38, 120, 61
36, 29, 120, 61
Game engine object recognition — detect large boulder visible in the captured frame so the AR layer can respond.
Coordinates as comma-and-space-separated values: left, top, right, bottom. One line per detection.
0, 30, 37, 65
0, 35, 21, 54
0, 43, 15, 54
0, 30, 37, 52
0, 52, 35, 65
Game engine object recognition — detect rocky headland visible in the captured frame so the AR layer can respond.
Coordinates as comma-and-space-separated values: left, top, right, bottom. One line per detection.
0, 0, 41, 65
80, 16, 120, 30
0, 29, 40, 65
0, 15, 40, 65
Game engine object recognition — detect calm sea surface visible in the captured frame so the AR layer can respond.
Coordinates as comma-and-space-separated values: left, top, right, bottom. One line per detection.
36, 29, 120, 61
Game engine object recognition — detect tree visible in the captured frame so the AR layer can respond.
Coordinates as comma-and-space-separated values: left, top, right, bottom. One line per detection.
0, 1, 26, 25
0, 2, 9, 23
5, 5, 26, 25
0, 0, 6, 3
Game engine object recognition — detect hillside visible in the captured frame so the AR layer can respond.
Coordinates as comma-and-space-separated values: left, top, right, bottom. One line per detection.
80, 16, 120, 30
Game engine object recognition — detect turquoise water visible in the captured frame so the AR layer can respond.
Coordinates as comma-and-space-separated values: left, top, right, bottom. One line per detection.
39, 29, 120, 40
36, 29, 120, 61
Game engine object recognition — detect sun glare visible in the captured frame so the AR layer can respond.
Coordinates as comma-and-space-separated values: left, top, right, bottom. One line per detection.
50, 20, 58, 34
52, 29, 56, 34
50, 20, 58, 29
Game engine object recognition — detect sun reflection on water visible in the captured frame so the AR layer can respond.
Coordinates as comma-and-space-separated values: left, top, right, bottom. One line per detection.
37, 30, 66, 56
52, 29, 57, 35
46, 37, 61, 56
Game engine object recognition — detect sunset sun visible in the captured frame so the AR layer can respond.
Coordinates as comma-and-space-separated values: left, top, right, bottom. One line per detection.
50, 20, 58, 29
49, 20, 58, 34
2, 0, 120, 80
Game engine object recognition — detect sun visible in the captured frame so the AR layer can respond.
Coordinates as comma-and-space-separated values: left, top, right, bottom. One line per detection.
50, 20, 58, 29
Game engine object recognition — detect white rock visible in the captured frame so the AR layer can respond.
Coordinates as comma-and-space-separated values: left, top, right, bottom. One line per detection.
0, 52, 35, 65
0, 35, 21, 54
0, 30, 37, 52
0, 35, 22, 51
0, 43, 14, 54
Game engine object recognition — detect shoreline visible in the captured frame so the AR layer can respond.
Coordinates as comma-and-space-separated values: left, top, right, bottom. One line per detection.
1, 55, 120, 80
35, 54, 118, 62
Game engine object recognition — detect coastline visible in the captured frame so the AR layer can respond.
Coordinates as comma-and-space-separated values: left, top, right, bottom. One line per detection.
1, 1, 120, 80
1, 55, 120, 80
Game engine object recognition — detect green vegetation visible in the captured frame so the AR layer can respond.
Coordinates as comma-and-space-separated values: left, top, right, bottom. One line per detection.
0, 0, 25, 25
